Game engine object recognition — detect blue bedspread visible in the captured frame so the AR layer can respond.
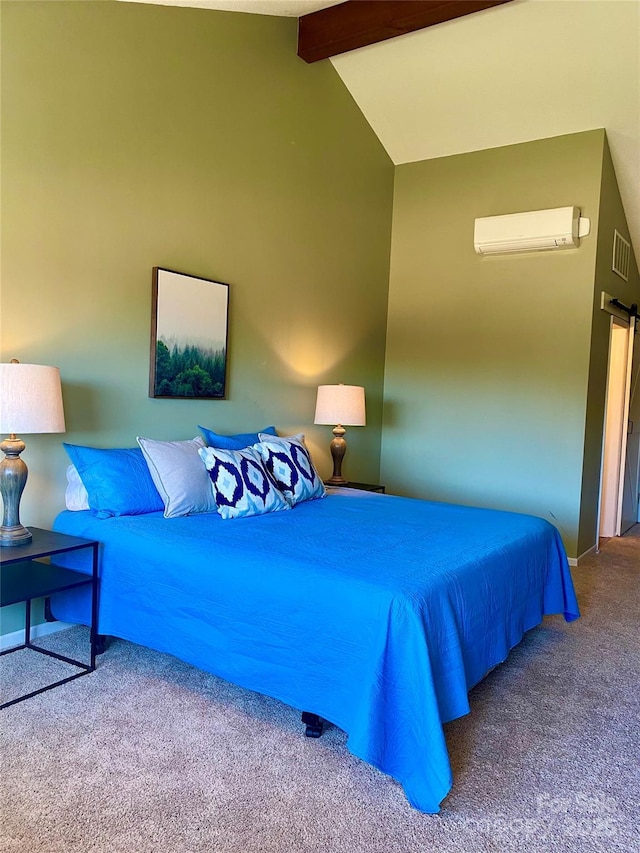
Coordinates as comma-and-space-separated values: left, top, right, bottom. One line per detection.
52, 490, 579, 813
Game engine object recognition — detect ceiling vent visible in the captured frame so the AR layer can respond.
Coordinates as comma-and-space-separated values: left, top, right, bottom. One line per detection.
612, 229, 630, 281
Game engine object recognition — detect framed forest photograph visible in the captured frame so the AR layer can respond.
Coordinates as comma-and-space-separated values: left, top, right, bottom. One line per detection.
150, 267, 229, 399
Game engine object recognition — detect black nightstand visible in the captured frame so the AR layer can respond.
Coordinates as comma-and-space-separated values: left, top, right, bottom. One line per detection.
0, 528, 99, 710
326, 481, 385, 494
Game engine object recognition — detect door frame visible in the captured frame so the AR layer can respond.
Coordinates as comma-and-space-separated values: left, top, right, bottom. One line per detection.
597, 311, 636, 540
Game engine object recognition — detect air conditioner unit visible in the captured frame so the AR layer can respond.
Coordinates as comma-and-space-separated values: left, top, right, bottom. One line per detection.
474, 206, 591, 255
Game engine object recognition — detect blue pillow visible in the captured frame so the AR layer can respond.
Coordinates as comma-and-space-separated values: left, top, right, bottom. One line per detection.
198, 424, 277, 450
198, 445, 290, 520
255, 434, 325, 507
63, 444, 164, 518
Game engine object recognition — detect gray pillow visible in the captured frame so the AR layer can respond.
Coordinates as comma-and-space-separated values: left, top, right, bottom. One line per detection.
137, 435, 217, 518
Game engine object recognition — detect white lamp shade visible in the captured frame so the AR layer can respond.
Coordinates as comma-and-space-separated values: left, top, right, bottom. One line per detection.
314, 384, 366, 427
0, 363, 66, 434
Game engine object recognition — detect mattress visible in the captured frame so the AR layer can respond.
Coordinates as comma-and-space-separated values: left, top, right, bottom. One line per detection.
52, 489, 579, 812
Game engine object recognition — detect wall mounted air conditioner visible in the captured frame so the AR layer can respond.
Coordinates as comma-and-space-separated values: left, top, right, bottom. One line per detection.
474, 206, 591, 255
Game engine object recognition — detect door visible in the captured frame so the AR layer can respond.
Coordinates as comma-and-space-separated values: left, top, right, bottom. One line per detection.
599, 316, 636, 538
620, 318, 639, 533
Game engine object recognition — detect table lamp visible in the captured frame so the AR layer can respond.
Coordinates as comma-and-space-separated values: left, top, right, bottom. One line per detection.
0, 360, 66, 546
314, 384, 366, 486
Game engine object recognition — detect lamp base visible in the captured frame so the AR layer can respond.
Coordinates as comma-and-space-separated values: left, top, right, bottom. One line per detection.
0, 524, 33, 547
328, 427, 348, 485
0, 434, 31, 547
324, 475, 348, 487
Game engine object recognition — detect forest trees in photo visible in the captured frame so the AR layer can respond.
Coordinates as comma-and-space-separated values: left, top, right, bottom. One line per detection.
154, 339, 226, 398
150, 268, 229, 400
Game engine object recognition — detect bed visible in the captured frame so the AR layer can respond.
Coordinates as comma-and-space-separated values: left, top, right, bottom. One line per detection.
51, 485, 579, 814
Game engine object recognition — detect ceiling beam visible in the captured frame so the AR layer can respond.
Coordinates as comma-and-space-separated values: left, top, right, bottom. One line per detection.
298, 0, 513, 63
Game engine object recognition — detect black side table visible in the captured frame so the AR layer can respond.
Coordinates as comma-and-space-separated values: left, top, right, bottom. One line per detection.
326, 481, 385, 493
0, 528, 99, 710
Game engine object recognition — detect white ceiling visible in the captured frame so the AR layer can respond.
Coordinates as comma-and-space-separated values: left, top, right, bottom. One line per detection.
122, 0, 640, 261
330, 0, 640, 261
122, 0, 342, 15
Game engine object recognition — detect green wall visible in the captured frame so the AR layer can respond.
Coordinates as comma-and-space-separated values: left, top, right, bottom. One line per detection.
0, 1, 393, 634
382, 131, 606, 557
579, 137, 640, 554
2, 2, 638, 642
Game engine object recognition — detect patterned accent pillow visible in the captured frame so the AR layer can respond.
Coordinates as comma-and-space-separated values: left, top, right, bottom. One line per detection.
198, 445, 290, 519
255, 434, 325, 507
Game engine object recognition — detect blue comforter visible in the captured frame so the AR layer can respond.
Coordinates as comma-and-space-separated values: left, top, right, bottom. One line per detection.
53, 490, 579, 813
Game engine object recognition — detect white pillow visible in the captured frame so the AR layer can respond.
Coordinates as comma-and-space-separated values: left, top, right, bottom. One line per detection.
65, 464, 90, 511
137, 436, 217, 518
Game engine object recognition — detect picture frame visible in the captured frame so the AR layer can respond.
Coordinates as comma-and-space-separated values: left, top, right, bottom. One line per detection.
149, 267, 229, 399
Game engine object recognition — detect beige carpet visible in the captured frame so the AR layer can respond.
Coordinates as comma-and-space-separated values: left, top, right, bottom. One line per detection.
1, 527, 638, 852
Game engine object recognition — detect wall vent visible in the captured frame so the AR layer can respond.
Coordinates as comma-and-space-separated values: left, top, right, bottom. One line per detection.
612, 229, 630, 281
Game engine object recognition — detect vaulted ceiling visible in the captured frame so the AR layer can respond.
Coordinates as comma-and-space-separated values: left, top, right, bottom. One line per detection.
122, 0, 640, 261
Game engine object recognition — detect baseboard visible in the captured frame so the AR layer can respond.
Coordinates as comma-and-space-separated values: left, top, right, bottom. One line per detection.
567, 543, 598, 567
0, 620, 74, 652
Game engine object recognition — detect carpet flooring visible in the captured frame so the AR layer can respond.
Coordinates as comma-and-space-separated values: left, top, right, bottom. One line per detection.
1, 526, 638, 852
